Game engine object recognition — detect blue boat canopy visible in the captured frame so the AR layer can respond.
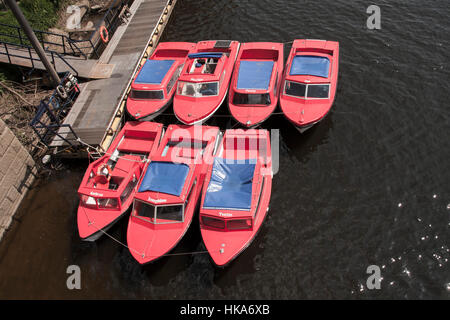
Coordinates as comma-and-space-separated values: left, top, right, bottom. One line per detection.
188, 52, 223, 59
135, 59, 175, 84
237, 60, 274, 90
138, 161, 189, 197
203, 158, 256, 211
290, 55, 330, 78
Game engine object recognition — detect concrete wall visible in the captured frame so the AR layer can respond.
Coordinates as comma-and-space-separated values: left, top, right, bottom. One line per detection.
0, 119, 37, 241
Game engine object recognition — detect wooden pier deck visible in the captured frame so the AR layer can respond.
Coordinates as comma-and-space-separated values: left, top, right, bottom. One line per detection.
0, 44, 115, 79
51, 0, 177, 150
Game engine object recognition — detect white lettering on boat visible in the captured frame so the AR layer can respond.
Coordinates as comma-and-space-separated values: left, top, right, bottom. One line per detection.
219, 212, 232, 217
148, 197, 167, 204
90, 192, 103, 197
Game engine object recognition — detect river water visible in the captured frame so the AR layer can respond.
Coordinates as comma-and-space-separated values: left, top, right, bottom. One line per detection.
0, 0, 449, 299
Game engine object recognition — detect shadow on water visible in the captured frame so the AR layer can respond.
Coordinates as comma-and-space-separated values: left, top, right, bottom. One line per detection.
212, 224, 268, 289
278, 112, 334, 164
116, 217, 204, 288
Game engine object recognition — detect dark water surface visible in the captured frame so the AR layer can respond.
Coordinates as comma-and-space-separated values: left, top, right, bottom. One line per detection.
0, 0, 449, 299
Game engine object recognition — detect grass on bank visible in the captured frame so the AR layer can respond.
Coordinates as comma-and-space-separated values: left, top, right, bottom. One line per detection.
0, 0, 60, 31
0, 0, 65, 83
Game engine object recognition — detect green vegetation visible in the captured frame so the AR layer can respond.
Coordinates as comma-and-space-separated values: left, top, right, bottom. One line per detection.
0, 0, 64, 81
0, 0, 59, 43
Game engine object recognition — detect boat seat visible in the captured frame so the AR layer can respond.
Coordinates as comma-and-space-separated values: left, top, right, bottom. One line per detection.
117, 137, 152, 154
93, 174, 109, 186
112, 155, 141, 175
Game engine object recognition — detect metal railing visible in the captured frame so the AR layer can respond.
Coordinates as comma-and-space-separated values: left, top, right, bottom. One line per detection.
0, 22, 86, 57
0, 40, 79, 76
86, 0, 132, 58
30, 73, 80, 148
0, 0, 131, 59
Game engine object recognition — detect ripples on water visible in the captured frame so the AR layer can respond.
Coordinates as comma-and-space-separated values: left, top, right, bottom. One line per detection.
0, 0, 449, 299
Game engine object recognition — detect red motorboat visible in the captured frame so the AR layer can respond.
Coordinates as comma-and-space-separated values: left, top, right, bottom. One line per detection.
228, 42, 284, 127
173, 40, 240, 125
280, 39, 339, 132
77, 121, 163, 241
199, 129, 273, 266
127, 124, 220, 264
126, 42, 195, 121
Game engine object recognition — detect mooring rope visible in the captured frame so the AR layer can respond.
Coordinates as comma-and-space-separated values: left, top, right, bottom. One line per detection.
81, 206, 213, 258
83, 208, 214, 258
76, 137, 148, 163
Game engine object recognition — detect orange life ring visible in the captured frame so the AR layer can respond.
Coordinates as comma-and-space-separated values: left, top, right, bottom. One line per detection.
100, 26, 109, 43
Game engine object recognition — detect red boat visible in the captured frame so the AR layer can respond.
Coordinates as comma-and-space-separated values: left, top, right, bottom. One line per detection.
126, 42, 195, 121
126, 124, 220, 264
77, 121, 163, 241
199, 129, 273, 266
280, 39, 339, 132
173, 40, 240, 125
228, 42, 284, 127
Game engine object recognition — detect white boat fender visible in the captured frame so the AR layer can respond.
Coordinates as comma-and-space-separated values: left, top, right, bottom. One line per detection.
56, 85, 67, 99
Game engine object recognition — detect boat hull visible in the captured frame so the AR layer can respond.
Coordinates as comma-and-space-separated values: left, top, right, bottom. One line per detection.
174, 86, 228, 125
126, 96, 172, 121
174, 40, 240, 125
126, 184, 200, 264
199, 129, 272, 266
126, 42, 195, 122
201, 175, 272, 267
228, 42, 284, 128
76, 122, 163, 241
78, 207, 130, 242
126, 124, 220, 264
279, 39, 339, 132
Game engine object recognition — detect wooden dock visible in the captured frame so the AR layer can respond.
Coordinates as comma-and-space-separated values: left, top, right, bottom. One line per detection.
0, 44, 115, 79
51, 0, 177, 151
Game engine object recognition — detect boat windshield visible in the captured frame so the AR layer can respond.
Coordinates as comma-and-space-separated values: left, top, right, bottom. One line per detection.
307, 84, 330, 98
285, 81, 306, 97
130, 89, 164, 100
201, 216, 253, 230
156, 205, 184, 223
80, 194, 119, 210
284, 81, 330, 99
134, 199, 184, 224
233, 92, 271, 105
177, 81, 219, 97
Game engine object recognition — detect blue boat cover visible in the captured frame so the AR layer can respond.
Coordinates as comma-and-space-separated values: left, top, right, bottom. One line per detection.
135, 59, 175, 84
138, 161, 189, 196
203, 158, 256, 211
188, 52, 223, 59
290, 55, 330, 78
237, 60, 274, 90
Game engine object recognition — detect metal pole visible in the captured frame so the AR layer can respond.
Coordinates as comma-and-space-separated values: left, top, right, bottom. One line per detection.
5, 0, 61, 86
